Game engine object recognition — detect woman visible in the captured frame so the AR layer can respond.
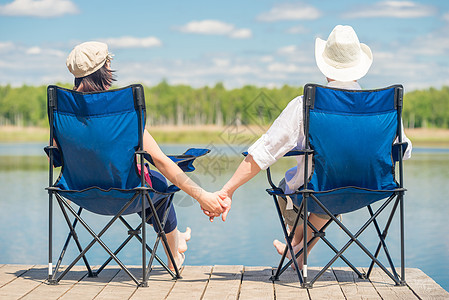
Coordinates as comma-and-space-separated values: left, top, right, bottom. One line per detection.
66, 41, 226, 270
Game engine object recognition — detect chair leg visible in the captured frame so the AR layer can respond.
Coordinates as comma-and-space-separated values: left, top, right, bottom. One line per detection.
139, 193, 179, 285
141, 191, 148, 287
54, 194, 140, 285
54, 205, 95, 278
367, 204, 400, 282
400, 193, 406, 285
48, 190, 56, 284
270, 195, 303, 284
308, 194, 401, 286
366, 201, 396, 278
144, 193, 181, 279
96, 199, 168, 276
280, 217, 366, 280
302, 193, 309, 288
145, 194, 179, 280
122, 216, 175, 277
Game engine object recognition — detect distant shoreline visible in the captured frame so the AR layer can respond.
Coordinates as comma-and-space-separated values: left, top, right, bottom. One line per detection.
1, 125, 449, 147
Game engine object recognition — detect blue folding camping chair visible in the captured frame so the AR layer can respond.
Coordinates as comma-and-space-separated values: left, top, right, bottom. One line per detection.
264, 84, 407, 287
45, 84, 209, 287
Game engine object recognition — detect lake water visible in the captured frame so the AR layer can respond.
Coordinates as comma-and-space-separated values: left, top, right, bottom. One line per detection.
0, 142, 448, 291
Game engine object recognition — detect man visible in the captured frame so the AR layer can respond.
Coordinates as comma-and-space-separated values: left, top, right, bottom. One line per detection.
206, 25, 412, 269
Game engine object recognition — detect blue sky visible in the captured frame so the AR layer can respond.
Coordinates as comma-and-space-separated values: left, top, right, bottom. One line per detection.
0, 0, 448, 91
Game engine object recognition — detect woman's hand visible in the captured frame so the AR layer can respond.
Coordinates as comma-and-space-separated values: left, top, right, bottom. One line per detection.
197, 191, 226, 218
202, 189, 232, 222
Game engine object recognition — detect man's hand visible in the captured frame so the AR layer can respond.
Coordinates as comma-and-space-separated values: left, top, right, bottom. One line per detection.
217, 190, 232, 221
198, 191, 226, 220
203, 189, 232, 222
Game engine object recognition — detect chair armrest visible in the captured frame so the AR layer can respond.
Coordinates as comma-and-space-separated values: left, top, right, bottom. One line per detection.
242, 149, 313, 190
44, 146, 62, 167
242, 149, 312, 157
143, 148, 210, 172
392, 142, 408, 162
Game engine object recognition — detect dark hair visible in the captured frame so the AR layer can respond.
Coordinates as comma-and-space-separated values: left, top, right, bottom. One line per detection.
74, 63, 116, 92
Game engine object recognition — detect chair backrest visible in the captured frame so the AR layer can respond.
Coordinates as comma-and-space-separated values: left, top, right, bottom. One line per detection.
48, 85, 146, 192
302, 84, 404, 214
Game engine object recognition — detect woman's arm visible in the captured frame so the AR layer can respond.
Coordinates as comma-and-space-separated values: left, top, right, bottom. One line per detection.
143, 130, 225, 215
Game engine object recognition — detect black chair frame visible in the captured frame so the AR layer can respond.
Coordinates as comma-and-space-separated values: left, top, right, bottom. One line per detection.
265, 84, 407, 288
45, 85, 182, 287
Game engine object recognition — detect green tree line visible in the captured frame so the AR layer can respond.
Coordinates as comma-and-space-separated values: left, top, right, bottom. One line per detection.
0, 82, 448, 128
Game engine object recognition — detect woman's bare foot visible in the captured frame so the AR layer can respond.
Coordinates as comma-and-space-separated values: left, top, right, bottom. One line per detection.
178, 227, 191, 253
273, 239, 304, 271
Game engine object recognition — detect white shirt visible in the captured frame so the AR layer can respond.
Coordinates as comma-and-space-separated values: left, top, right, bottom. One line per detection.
248, 81, 412, 194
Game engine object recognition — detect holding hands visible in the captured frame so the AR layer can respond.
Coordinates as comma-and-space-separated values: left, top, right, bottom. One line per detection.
201, 189, 232, 222
197, 190, 229, 220
200, 154, 261, 222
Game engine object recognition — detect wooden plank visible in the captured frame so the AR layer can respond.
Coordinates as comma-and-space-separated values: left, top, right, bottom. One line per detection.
239, 266, 274, 300
59, 267, 120, 300
273, 268, 309, 300
21, 266, 88, 300
130, 266, 182, 300
92, 267, 141, 300
0, 264, 446, 300
165, 266, 212, 300
368, 267, 417, 299
202, 265, 243, 300
405, 268, 449, 300
306, 267, 345, 300
0, 265, 47, 299
0, 264, 33, 288
333, 267, 380, 300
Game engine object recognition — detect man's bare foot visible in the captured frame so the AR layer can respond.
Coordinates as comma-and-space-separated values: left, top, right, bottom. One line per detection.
169, 252, 185, 271
273, 239, 303, 271
178, 227, 191, 253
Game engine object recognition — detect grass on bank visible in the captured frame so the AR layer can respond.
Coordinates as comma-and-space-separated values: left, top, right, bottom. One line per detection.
1, 125, 449, 147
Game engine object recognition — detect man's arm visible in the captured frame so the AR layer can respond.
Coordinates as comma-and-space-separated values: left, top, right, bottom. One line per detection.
207, 154, 261, 222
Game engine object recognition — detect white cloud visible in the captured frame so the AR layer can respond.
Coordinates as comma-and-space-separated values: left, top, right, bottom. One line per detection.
260, 55, 274, 63
229, 28, 252, 39
287, 25, 308, 34
178, 20, 233, 35
443, 12, 449, 22
277, 45, 298, 55
26, 46, 65, 56
275, 45, 311, 63
26, 46, 41, 54
0, 0, 79, 18
0, 42, 69, 86
213, 58, 230, 67
268, 62, 300, 73
0, 41, 15, 52
228, 65, 254, 75
102, 36, 162, 49
257, 3, 321, 22
176, 20, 252, 39
344, 1, 436, 18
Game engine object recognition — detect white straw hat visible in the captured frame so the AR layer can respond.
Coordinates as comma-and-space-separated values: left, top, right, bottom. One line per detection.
66, 41, 112, 78
315, 25, 373, 82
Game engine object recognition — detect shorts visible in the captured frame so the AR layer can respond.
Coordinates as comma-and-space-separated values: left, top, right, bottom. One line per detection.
137, 169, 177, 234
277, 178, 331, 227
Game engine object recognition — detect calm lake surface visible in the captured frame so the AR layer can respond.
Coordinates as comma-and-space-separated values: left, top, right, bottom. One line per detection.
0, 142, 448, 291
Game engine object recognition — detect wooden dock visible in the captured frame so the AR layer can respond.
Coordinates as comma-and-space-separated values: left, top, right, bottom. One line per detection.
0, 264, 448, 299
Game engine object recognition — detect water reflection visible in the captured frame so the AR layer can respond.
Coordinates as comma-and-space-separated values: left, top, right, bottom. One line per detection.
0, 143, 448, 291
